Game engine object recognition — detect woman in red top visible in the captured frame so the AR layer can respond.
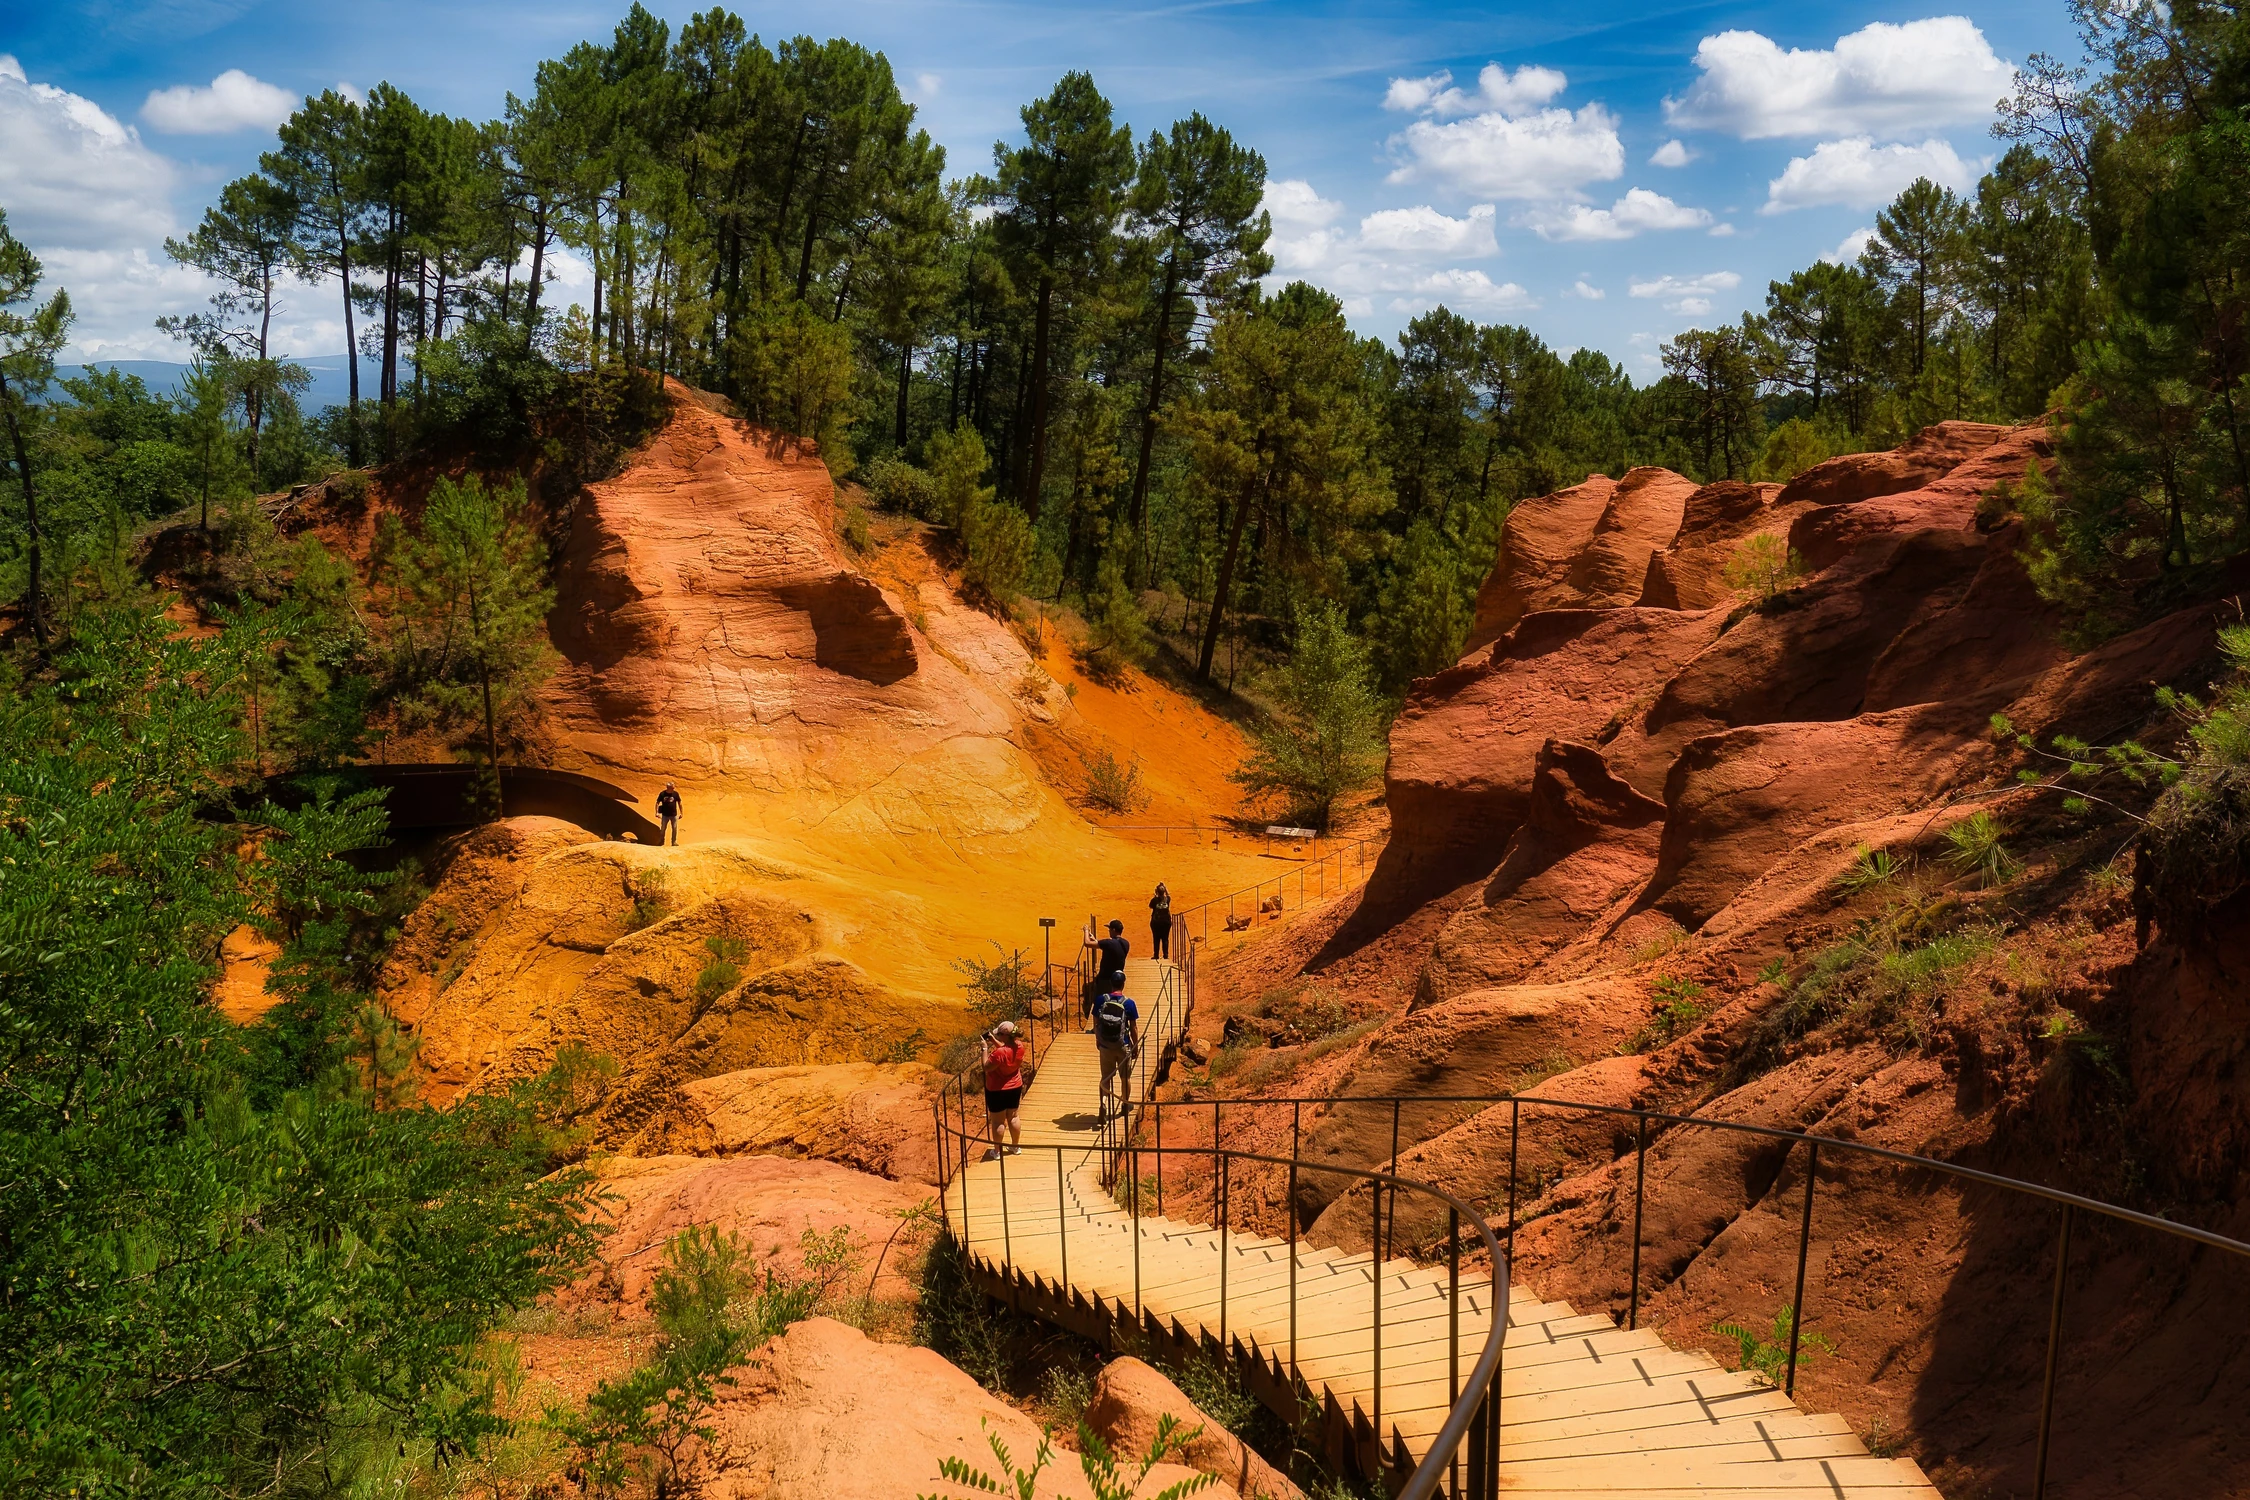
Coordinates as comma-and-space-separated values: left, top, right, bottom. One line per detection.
981, 1020, 1027, 1156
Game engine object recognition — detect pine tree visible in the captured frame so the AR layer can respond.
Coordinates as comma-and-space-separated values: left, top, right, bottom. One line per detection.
1230, 600, 1385, 827
0, 209, 72, 642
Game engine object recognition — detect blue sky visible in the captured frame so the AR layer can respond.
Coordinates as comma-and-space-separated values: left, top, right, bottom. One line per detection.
0, 0, 2080, 376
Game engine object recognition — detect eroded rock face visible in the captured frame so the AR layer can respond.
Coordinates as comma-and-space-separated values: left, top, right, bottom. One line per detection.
623, 1061, 944, 1182
571, 1156, 930, 1310
1788, 424, 2052, 570
541, 382, 1045, 844
1559, 467, 1703, 612
706, 1319, 1235, 1500
1381, 609, 1725, 895
1773, 421, 2011, 509
1636, 480, 1800, 610
1085, 1358, 1303, 1500
1464, 474, 1616, 651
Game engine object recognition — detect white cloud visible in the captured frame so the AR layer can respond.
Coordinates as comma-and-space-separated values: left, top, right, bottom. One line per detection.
1823, 226, 1877, 264
913, 72, 941, 97
1383, 64, 1568, 119
1650, 138, 1694, 168
141, 68, 296, 134
1666, 18, 2014, 140
1389, 267, 1532, 315
1263, 178, 1344, 230
1258, 179, 1529, 319
1388, 101, 1623, 200
1708, 222, 1736, 237
1383, 71, 1451, 113
0, 55, 176, 249
1628, 270, 1742, 315
1357, 203, 1496, 257
336, 81, 364, 105
1763, 136, 1978, 213
1529, 187, 1709, 242
1568, 279, 1605, 300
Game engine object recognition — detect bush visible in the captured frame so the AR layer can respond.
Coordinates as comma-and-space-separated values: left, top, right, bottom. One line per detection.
1721, 533, 1807, 601
1941, 810, 2020, 887
840, 499, 875, 556
1084, 747, 1149, 813
1627, 974, 1710, 1052
694, 935, 748, 1000
729, 299, 855, 475
1835, 844, 1902, 894
865, 455, 937, 517
951, 942, 1041, 1026
2144, 625, 2250, 927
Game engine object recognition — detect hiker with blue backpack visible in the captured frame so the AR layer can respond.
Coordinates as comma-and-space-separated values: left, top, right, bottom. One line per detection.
1091, 983, 1140, 1122
1083, 919, 1130, 1027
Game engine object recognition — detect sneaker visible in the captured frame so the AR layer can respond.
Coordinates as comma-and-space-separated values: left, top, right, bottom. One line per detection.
1005, 1145, 1023, 1155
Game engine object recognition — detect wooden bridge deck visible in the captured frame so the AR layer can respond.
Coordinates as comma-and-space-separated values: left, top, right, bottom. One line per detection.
941, 959, 1942, 1497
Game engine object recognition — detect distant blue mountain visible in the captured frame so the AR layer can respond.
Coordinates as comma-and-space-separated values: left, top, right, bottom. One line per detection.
56, 356, 382, 418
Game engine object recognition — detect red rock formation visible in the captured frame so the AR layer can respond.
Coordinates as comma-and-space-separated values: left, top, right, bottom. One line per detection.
1382, 609, 1725, 893
1772, 420, 2010, 509
1463, 473, 1615, 651
1636, 480, 1798, 610
1789, 423, 2052, 570
1559, 466, 1703, 610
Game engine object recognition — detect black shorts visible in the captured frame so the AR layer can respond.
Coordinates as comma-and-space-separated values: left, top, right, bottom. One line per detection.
984, 1086, 1022, 1113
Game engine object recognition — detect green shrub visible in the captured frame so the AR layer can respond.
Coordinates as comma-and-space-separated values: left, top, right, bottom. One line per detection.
1714, 1304, 1832, 1387
840, 499, 875, 555
1084, 747, 1148, 813
1627, 974, 1711, 1052
694, 935, 749, 1000
866, 455, 937, 517
626, 866, 670, 930
1721, 533, 1807, 601
1835, 844, 1902, 894
951, 942, 1041, 1026
1942, 811, 2021, 887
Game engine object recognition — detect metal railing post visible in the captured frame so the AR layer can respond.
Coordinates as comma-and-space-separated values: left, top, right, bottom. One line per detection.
1628, 1113, 1648, 1331
1288, 1131, 1300, 1379
1507, 1096, 1520, 1264
1219, 1150, 1231, 1355
1155, 1104, 1164, 1217
1389, 1099, 1403, 1263
1056, 1147, 1069, 1299
2033, 1204, 2075, 1500
1132, 1144, 1143, 1332
1373, 1173, 1385, 1469
1785, 1140, 1819, 1397
1448, 1204, 1461, 1499
998, 1146, 1014, 1301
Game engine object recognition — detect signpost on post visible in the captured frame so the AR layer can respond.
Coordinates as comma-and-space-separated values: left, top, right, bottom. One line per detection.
1039, 917, 1056, 996
1265, 825, 1317, 851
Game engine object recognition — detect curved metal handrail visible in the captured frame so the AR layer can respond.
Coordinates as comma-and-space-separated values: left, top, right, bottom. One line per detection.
934, 1120, 1511, 1500
1143, 1088, 2250, 1261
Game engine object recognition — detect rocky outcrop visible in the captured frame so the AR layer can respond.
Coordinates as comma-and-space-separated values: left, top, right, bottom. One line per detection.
706, 1320, 1234, 1500
625, 1061, 944, 1182
1636, 480, 1798, 610
1788, 423, 2052, 570
1085, 1358, 1303, 1500
1382, 609, 1725, 893
1464, 474, 1615, 651
572, 1156, 930, 1310
541, 380, 1049, 845
1772, 421, 2010, 509
1559, 467, 1704, 612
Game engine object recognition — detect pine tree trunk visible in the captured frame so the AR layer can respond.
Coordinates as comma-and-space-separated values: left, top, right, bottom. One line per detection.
0, 367, 45, 642
1197, 476, 1258, 681
1023, 275, 1055, 522
1127, 258, 1183, 545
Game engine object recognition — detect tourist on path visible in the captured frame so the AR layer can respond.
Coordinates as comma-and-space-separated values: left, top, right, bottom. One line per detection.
981, 1020, 1026, 1157
1091, 985, 1140, 1122
1086, 920, 1130, 1027
1148, 882, 1172, 960
655, 782, 683, 846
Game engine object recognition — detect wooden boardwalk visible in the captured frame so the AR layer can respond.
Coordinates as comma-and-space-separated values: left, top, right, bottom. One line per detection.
942, 959, 1942, 1498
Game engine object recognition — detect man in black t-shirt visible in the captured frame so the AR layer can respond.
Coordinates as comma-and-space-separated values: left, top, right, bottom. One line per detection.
1084, 919, 1130, 1028
655, 783, 682, 846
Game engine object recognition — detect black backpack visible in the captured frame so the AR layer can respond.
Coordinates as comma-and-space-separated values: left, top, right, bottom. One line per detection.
1093, 994, 1131, 1050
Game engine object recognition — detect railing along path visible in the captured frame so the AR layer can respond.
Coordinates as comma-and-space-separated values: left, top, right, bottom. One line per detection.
928, 883, 2250, 1497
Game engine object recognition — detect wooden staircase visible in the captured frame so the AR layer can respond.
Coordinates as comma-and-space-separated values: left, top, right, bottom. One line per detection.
941, 959, 1942, 1497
